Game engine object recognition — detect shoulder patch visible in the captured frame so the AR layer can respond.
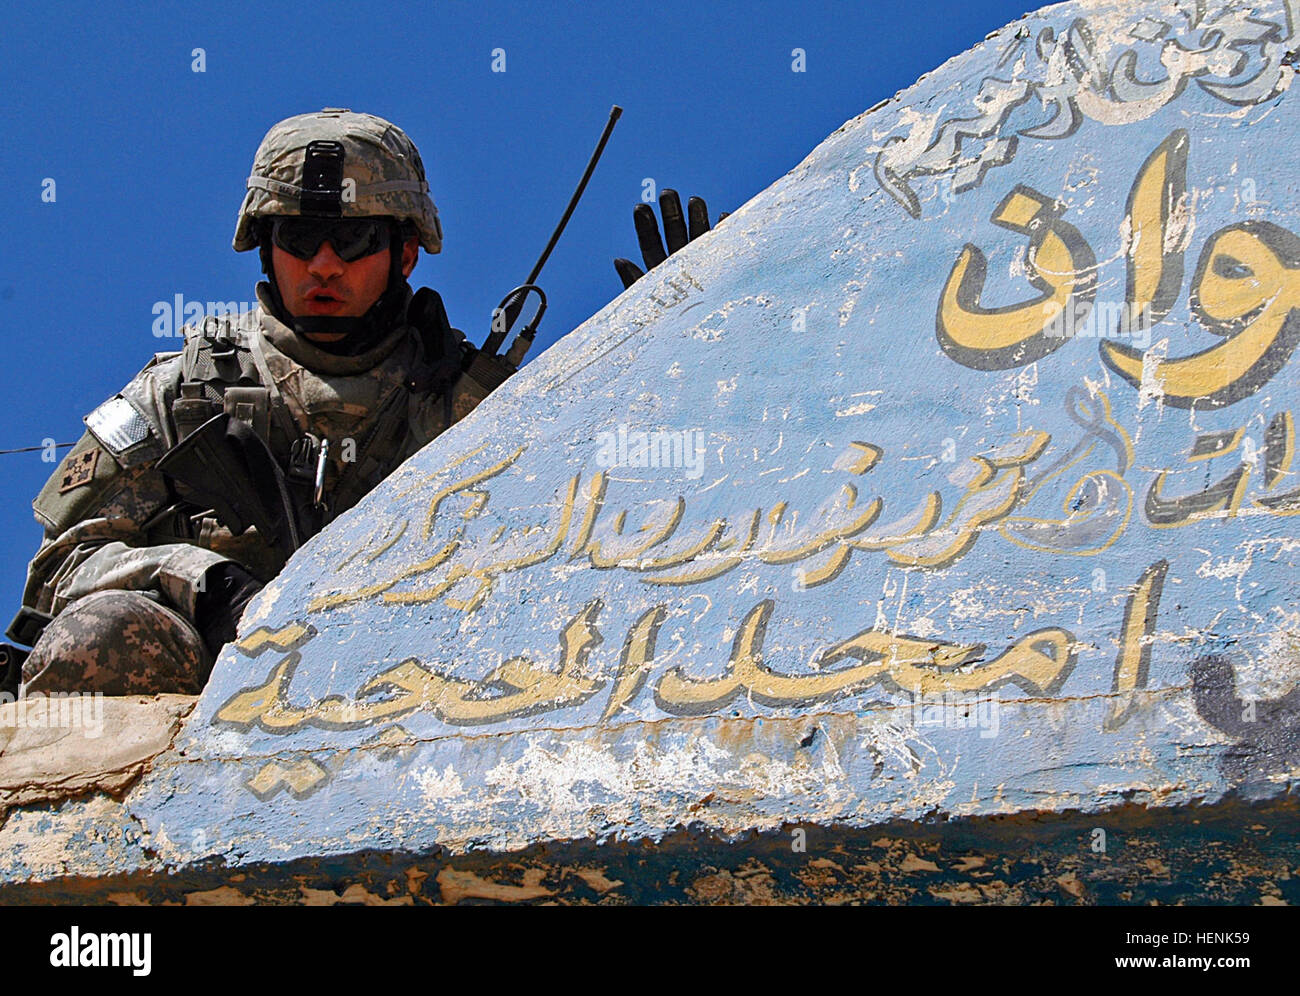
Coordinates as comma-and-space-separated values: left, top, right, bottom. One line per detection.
33, 430, 132, 534
85, 395, 153, 455
57, 448, 99, 493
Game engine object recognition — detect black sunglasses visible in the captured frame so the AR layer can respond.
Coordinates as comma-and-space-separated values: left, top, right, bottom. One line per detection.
269, 217, 392, 262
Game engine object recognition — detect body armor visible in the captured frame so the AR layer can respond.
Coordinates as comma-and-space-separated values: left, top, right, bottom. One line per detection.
8, 282, 492, 677
7, 108, 504, 695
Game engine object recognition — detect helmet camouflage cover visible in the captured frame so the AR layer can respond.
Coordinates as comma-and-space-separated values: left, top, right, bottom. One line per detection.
233, 108, 442, 254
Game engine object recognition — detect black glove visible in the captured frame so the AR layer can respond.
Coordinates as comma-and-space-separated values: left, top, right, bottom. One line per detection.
613, 189, 728, 290
195, 562, 263, 660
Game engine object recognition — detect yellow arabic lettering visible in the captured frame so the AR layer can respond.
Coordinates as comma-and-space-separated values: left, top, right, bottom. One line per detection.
213, 653, 421, 731
309, 541, 458, 613
566, 471, 609, 557
383, 473, 581, 609
642, 509, 763, 585
1121, 129, 1188, 331
582, 497, 685, 568
601, 606, 668, 721
421, 445, 524, 540
308, 447, 524, 612
851, 491, 944, 550
235, 621, 315, 656
1254, 410, 1300, 514
216, 601, 608, 732
887, 431, 1049, 567
1104, 560, 1168, 731
822, 625, 1074, 697
757, 486, 883, 564
361, 600, 605, 725
1102, 223, 1300, 408
937, 186, 1097, 370
652, 599, 1075, 715
1145, 430, 1251, 527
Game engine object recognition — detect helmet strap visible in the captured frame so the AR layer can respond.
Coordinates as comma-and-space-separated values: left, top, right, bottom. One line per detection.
257, 219, 410, 356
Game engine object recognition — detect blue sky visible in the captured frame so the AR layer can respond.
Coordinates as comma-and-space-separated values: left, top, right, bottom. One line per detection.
0, 0, 1033, 623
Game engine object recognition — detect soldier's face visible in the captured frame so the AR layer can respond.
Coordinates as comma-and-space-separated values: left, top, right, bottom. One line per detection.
272, 236, 419, 342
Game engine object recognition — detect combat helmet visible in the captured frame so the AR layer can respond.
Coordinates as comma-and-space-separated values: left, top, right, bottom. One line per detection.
233, 108, 442, 253
234, 109, 443, 352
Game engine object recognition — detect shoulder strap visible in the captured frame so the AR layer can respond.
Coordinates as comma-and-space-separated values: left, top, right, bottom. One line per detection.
244, 318, 307, 445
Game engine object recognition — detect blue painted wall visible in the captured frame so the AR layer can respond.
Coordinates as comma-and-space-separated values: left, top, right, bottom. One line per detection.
117, 0, 1300, 867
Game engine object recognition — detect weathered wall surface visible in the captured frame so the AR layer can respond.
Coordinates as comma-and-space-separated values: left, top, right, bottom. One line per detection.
2, 0, 1297, 899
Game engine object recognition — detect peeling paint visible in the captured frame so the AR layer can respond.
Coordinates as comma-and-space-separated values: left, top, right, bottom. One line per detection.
2, 0, 1298, 899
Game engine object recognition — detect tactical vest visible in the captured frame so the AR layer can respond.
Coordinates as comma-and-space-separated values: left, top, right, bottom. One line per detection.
169, 289, 468, 547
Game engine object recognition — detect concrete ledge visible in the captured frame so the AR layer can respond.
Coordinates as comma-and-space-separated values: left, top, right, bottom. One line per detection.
0, 695, 196, 816
0, 795, 1292, 905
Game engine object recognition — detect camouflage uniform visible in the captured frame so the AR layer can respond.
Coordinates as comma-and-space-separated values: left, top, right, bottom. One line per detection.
11, 110, 504, 695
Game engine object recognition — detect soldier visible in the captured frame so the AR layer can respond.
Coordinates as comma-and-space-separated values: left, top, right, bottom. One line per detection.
4, 107, 721, 698
5, 108, 511, 695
